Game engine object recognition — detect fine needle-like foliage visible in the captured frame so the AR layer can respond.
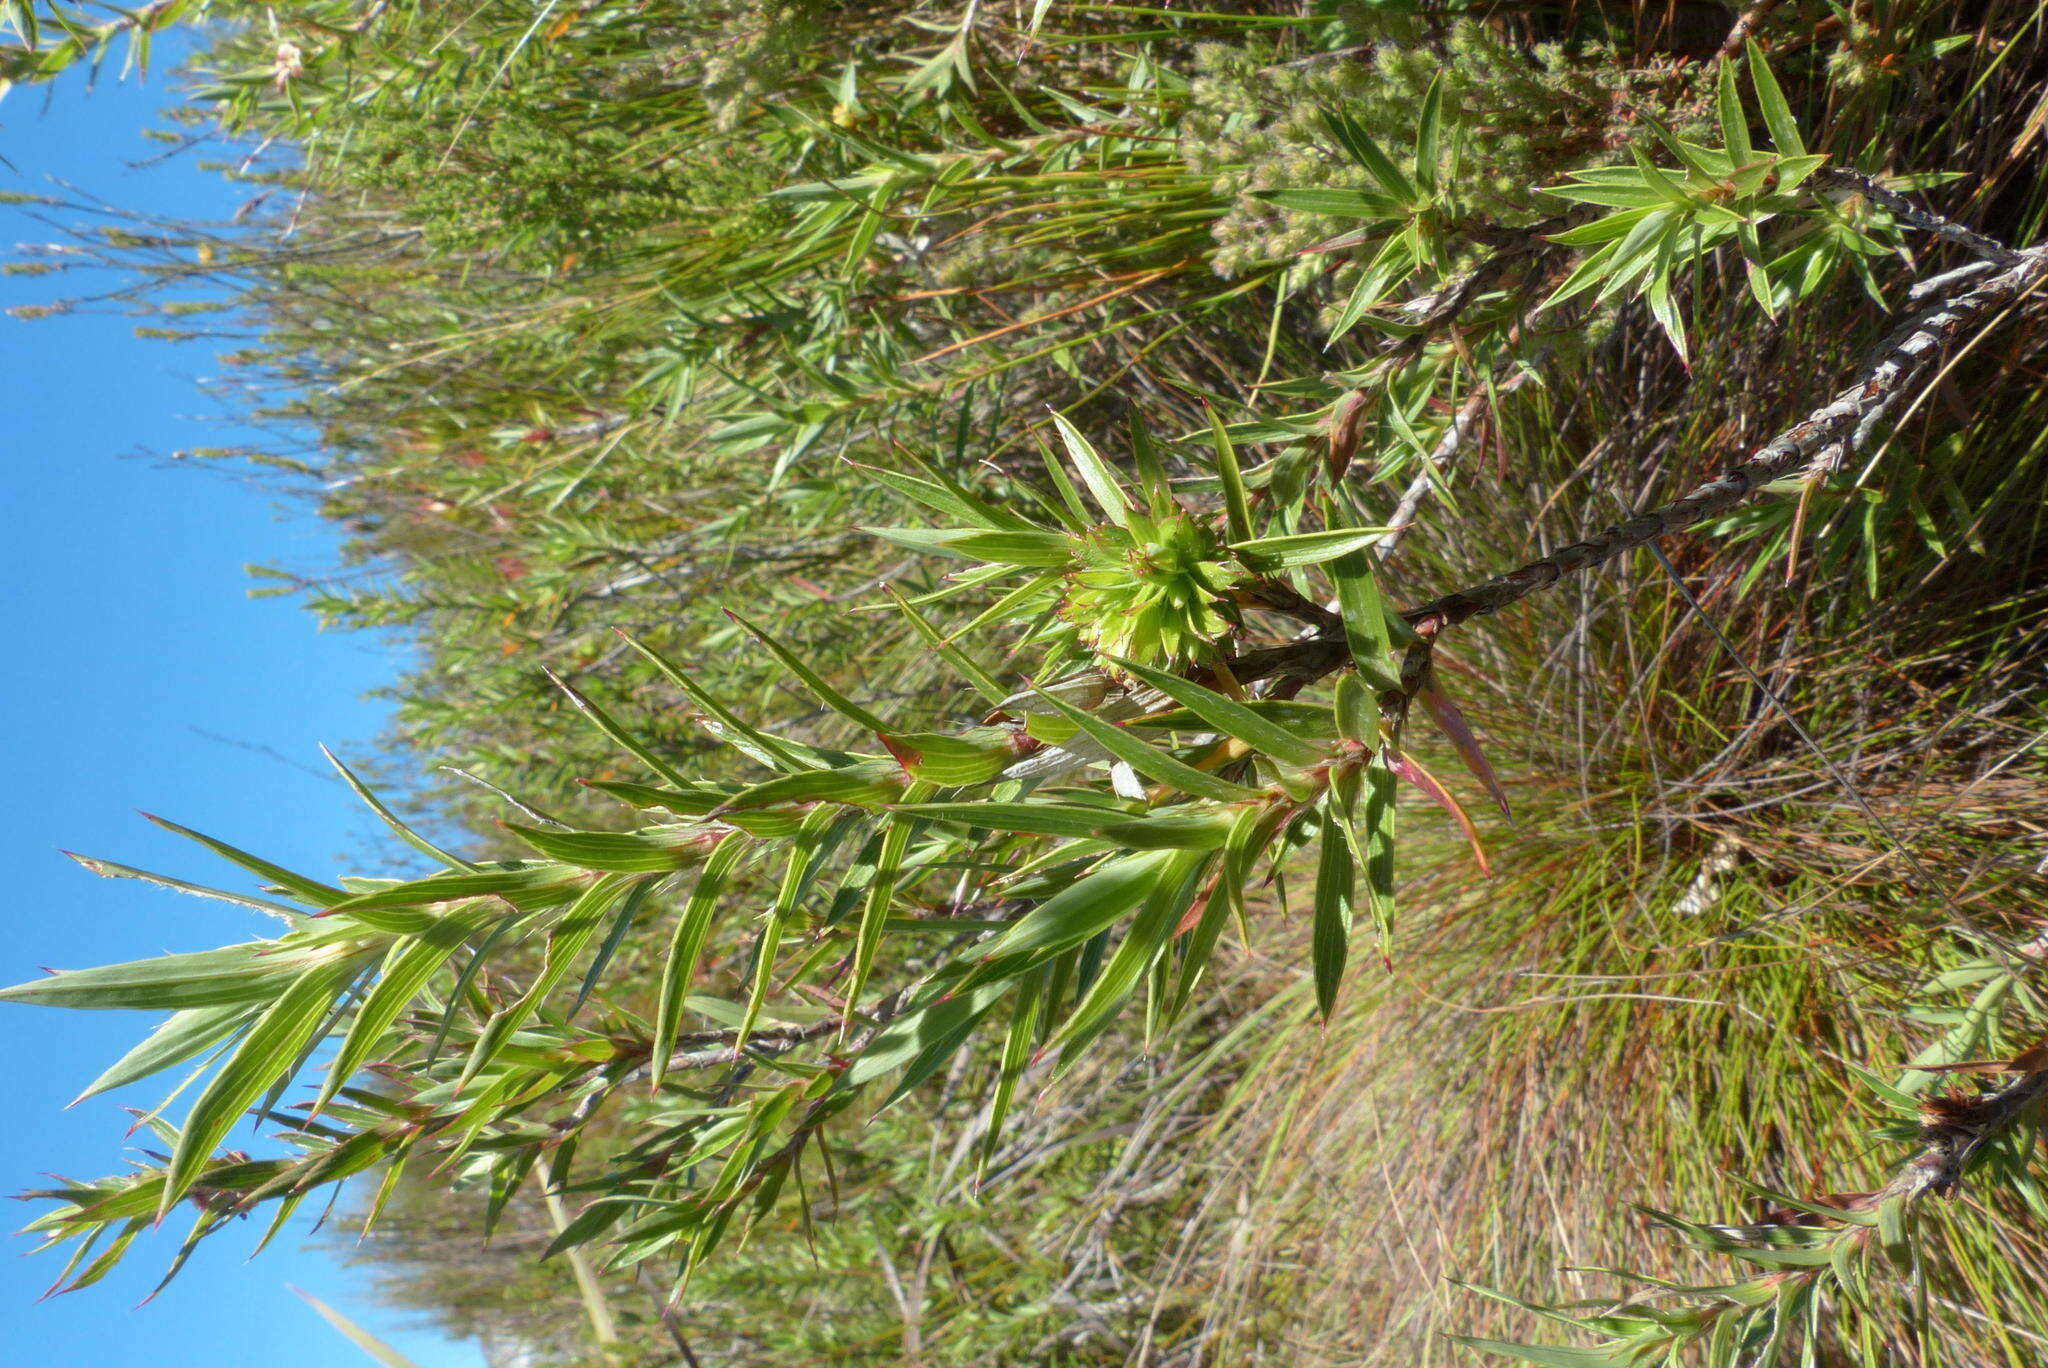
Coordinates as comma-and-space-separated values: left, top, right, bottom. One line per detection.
5, 3, 2048, 1364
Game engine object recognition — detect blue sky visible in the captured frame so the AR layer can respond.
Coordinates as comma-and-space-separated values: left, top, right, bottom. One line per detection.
1, 51, 486, 1368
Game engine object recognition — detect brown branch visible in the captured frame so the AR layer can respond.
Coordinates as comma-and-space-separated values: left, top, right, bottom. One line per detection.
1817, 168, 2023, 267
1399, 244, 2048, 639
1883, 1064, 2048, 1203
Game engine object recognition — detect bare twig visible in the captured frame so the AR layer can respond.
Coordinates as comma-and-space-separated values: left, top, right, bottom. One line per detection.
1400, 244, 2048, 638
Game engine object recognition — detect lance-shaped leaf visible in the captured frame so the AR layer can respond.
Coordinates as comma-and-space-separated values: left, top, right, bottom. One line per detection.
1231, 525, 1394, 570
1747, 40, 1805, 157
880, 584, 1008, 708
140, 813, 346, 909
1717, 51, 1753, 168
320, 865, 586, 934
323, 746, 476, 872
1027, 687, 1263, 801
846, 977, 1011, 1092
845, 785, 928, 1032
890, 800, 1136, 839
543, 667, 694, 790
738, 806, 845, 1049
725, 610, 897, 734
0, 942, 350, 1012
73, 1002, 260, 1104
651, 834, 749, 1090
614, 631, 821, 773
1333, 672, 1380, 746
1321, 106, 1417, 205
864, 526, 1076, 568
1445, 1336, 1627, 1367
1131, 699, 1339, 738
1362, 762, 1399, 942
505, 823, 721, 873
63, 851, 305, 924
161, 956, 362, 1214
879, 729, 1022, 786
1310, 787, 1357, 1018
1052, 851, 1209, 1063
587, 780, 805, 838
978, 965, 1048, 1179
849, 459, 1037, 532
456, 874, 641, 1091
1419, 674, 1511, 821
1047, 411, 1132, 526
1392, 751, 1491, 876
1108, 657, 1328, 767
1171, 803, 1285, 1017
716, 759, 906, 812
1330, 550, 1402, 692
978, 848, 1175, 963
1208, 408, 1255, 546
317, 906, 498, 1111
1090, 809, 1237, 850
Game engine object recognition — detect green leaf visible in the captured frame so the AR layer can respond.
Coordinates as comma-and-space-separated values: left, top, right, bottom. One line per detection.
615, 632, 819, 773
1546, 205, 1656, 246
63, 851, 306, 925
979, 967, 1047, 1176
738, 807, 842, 1050
1413, 73, 1445, 196
322, 866, 584, 931
1321, 108, 1416, 205
1029, 688, 1264, 801
1362, 762, 1398, 939
880, 730, 1019, 785
1171, 804, 1279, 1015
1250, 188, 1397, 220
140, 813, 346, 909
1331, 550, 1400, 692
1445, 1336, 1623, 1367
162, 957, 360, 1213
725, 610, 896, 734
846, 785, 928, 1028
322, 746, 476, 873
1047, 412, 1132, 526
1230, 526, 1393, 569
505, 824, 718, 873
1717, 54, 1753, 167
0, 943, 344, 1011
1310, 798, 1356, 1018
318, 910, 492, 1109
853, 455, 1038, 532
651, 835, 748, 1090
1747, 41, 1806, 157
881, 585, 1008, 708
718, 760, 906, 812
1107, 657, 1326, 767
864, 525, 1076, 567
891, 800, 1134, 839
980, 849, 1175, 962
457, 874, 639, 1090
73, 1003, 258, 1104
1333, 673, 1380, 746
1053, 855, 1207, 1059
847, 978, 1010, 1094
292, 1286, 430, 1368
1544, 182, 1668, 210
1091, 810, 1237, 850
1208, 407, 1254, 547
543, 667, 693, 790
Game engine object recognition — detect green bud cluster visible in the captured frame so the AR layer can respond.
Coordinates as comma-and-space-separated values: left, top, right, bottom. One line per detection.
1061, 505, 1239, 669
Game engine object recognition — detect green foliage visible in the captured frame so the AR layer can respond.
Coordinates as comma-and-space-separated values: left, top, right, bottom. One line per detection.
8, 1, 2048, 1365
